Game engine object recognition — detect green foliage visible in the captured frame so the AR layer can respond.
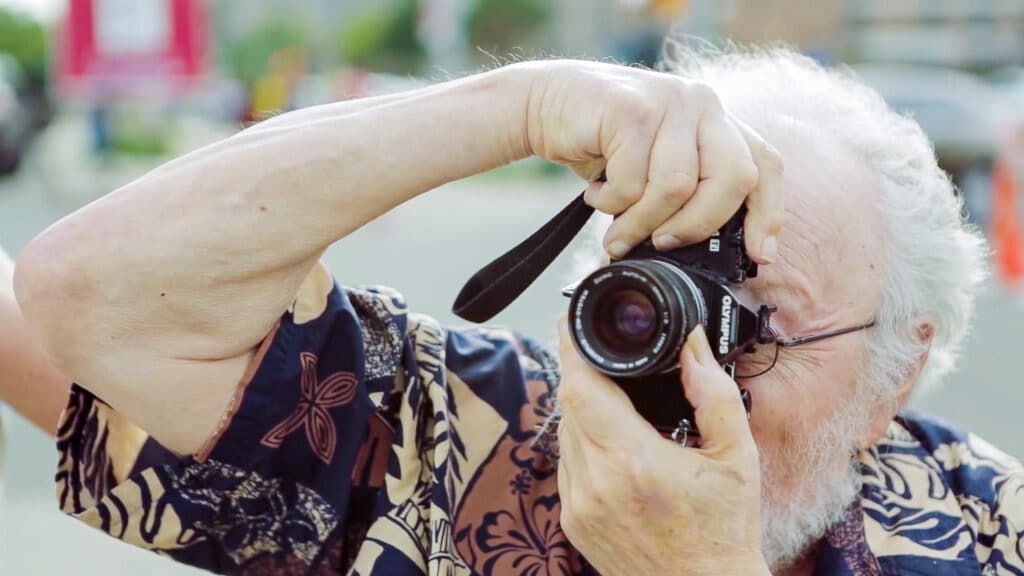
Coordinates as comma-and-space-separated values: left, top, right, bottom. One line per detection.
225, 18, 307, 84
0, 8, 48, 82
467, 0, 550, 56
337, 0, 425, 75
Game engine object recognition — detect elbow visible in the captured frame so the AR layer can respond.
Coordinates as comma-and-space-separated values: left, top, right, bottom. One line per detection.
14, 227, 100, 374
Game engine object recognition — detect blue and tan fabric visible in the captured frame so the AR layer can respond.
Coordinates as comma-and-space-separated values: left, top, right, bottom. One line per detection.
55, 265, 1024, 575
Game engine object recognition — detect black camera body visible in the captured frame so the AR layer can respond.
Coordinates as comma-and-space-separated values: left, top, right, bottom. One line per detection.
452, 191, 770, 439
565, 210, 765, 435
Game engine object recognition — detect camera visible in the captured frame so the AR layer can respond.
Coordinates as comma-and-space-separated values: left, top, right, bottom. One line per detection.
452, 193, 773, 441
563, 209, 770, 436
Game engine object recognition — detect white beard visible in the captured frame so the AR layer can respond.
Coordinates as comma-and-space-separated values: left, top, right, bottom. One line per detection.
757, 402, 868, 573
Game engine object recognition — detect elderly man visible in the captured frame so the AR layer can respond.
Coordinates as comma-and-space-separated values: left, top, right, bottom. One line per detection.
14, 48, 1010, 575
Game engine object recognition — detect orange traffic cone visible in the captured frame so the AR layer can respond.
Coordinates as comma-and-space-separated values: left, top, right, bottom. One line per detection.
990, 155, 1024, 289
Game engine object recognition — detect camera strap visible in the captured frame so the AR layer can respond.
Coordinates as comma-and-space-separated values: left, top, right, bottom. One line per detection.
452, 190, 594, 323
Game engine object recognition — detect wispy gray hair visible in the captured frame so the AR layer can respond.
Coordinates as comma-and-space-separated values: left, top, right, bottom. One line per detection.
572, 42, 988, 402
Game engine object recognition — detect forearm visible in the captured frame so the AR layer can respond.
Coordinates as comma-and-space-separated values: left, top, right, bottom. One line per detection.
17, 65, 532, 365
0, 294, 69, 434
0, 247, 68, 434
13, 65, 535, 452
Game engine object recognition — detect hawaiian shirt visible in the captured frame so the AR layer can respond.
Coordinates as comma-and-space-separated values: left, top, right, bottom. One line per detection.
55, 264, 1024, 575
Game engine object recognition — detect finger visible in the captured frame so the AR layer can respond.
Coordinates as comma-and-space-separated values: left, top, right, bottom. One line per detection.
734, 120, 785, 264
603, 106, 700, 255
679, 326, 755, 455
570, 159, 607, 183
557, 316, 653, 447
583, 179, 604, 208
651, 115, 757, 249
589, 105, 665, 221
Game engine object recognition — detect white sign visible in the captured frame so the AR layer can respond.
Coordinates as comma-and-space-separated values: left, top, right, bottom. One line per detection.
94, 0, 171, 56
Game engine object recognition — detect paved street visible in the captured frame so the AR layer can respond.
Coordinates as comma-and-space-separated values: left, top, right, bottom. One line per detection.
1, 116, 1022, 574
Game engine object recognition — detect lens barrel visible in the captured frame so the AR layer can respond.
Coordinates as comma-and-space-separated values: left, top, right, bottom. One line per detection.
568, 260, 707, 378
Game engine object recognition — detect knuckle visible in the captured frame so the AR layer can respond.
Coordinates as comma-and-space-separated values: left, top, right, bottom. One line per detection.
686, 82, 724, 112
749, 205, 784, 237
613, 89, 660, 125
684, 219, 717, 241
607, 183, 644, 206
664, 74, 690, 96
653, 174, 698, 204
759, 145, 785, 177
763, 212, 784, 235
733, 163, 759, 194
588, 194, 620, 215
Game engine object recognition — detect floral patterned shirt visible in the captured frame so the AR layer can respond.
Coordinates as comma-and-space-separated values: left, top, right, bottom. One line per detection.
55, 265, 1024, 575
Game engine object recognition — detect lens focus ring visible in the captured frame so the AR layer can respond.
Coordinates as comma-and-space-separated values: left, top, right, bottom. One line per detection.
567, 260, 706, 378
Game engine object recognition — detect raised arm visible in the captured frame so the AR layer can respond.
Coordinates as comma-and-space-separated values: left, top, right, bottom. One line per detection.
0, 246, 68, 434
15, 68, 532, 453
15, 61, 781, 455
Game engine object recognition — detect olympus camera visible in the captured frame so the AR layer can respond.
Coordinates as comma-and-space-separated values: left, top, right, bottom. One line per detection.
563, 210, 771, 436
453, 194, 774, 441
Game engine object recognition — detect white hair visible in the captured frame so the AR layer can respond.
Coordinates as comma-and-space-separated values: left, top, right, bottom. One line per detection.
574, 44, 988, 401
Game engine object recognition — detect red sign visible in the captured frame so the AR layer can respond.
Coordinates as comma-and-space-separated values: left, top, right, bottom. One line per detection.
57, 0, 208, 96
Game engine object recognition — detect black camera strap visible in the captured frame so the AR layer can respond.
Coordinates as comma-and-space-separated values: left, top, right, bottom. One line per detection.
452, 190, 594, 323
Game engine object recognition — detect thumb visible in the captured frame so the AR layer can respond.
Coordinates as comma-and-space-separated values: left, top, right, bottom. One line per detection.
679, 326, 755, 454
734, 118, 784, 266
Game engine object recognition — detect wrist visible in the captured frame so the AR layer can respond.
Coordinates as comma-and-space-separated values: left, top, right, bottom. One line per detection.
483, 62, 542, 165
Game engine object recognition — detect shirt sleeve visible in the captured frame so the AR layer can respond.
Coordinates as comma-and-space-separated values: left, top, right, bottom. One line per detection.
55, 263, 409, 575
897, 412, 1024, 575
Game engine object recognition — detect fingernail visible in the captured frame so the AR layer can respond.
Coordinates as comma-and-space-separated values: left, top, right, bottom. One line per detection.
760, 236, 778, 264
654, 234, 683, 251
607, 241, 631, 259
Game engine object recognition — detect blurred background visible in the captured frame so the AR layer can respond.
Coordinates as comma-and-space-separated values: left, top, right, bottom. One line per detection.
1, 0, 1024, 573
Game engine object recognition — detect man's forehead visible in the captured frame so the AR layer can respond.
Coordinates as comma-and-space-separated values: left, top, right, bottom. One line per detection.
739, 258, 814, 311
738, 120, 885, 317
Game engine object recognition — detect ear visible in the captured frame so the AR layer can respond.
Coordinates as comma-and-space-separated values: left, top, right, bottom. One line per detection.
857, 318, 935, 449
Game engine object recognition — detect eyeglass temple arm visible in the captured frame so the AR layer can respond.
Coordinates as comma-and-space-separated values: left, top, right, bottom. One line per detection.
775, 321, 877, 347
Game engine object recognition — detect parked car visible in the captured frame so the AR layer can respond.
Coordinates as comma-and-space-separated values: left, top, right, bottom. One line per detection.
0, 55, 34, 175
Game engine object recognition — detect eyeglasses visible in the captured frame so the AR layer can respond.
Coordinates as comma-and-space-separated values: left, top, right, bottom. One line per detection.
733, 321, 877, 379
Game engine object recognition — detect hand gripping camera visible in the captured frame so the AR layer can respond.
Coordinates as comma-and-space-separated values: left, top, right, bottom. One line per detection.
452, 192, 776, 443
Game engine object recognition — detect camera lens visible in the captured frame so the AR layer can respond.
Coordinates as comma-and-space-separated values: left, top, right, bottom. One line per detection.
596, 289, 658, 354
568, 260, 707, 378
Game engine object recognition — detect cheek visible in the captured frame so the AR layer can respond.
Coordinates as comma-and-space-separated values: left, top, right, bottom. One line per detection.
744, 373, 797, 454
742, 353, 860, 453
